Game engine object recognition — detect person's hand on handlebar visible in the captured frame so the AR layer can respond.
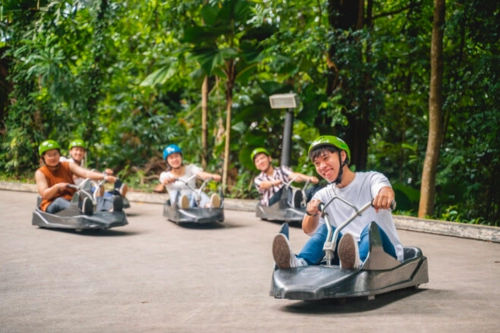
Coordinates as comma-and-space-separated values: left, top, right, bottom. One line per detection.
103, 174, 117, 184
372, 186, 395, 212
308, 176, 319, 184
163, 175, 177, 185
305, 199, 322, 217
211, 174, 221, 182
56, 182, 71, 193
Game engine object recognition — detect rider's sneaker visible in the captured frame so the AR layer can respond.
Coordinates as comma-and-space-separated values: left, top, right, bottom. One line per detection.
112, 195, 123, 212
272, 233, 307, 269
210, 193, 221, 208
119, 183, 128, 197
338, 233, 361, 270
179, 194, 190, 209
82, 197, 93, 216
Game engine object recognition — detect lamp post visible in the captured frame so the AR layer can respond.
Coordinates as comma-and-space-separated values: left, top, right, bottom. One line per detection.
269, 93, 298, 167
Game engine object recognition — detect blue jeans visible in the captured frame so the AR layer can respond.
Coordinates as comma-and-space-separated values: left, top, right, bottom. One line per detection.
296, 222, 397, 265
169, 190, 209, 208
46, 197, 71, 214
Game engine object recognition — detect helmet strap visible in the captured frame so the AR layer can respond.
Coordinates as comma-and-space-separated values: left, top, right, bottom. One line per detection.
333, 151, 346, 185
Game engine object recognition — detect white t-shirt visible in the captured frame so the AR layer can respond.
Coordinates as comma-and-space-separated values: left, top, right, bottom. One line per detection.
159, 164, 203, 196
312, 171, 404, 261
59, 156, 84, 185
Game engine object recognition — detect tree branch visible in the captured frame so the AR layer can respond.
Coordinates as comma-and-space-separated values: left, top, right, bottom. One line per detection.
372, 2, 419, 20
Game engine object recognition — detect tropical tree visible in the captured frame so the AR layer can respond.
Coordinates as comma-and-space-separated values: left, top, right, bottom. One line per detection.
182, 0, 274, 192
419, 0, 445, 218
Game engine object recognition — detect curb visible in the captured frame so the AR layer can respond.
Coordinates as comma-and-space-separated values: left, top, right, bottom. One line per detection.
2, 181, 499, 243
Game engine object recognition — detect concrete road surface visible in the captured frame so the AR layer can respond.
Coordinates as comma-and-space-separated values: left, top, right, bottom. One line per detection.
1, 190, 499, 333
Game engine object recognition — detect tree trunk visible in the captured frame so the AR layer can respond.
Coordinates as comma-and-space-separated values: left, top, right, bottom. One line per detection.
327, 0, 370, 170
222, 60, 235, 193
0, 47, 11, 134
418, 0, 445, 218
201, 76, 208, 169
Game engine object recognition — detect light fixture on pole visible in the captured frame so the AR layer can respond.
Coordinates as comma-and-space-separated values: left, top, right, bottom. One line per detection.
269, 93, 298, 167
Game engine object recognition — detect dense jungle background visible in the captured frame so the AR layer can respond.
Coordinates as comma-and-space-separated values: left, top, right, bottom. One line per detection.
1, 0, 499, 225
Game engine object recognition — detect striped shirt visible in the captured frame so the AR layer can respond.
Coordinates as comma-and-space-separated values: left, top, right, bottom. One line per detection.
254, 166, 292, 206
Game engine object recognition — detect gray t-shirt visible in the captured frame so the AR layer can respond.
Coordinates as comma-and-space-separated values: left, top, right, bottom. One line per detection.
312, 171, 404, 261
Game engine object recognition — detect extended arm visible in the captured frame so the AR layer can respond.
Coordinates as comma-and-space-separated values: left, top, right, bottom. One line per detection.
197, 171, 221, 182
69, 163, 117, 184
289, 172, 319, 184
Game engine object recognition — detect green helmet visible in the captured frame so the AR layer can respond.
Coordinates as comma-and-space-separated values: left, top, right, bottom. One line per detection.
308, 135, 351, 162
251, 147, 270, 161
39, 140, 61, 156
68, 139, 86, 150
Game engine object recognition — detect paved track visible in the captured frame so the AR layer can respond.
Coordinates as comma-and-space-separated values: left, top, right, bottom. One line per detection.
1, 190, 499, 332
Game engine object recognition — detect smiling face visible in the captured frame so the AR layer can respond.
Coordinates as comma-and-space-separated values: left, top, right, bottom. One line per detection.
253, 153, 271, 172
312, 150, 346, 183
166, 152, 183, 169
69, 146, 86, 164
42, 149, 61, 167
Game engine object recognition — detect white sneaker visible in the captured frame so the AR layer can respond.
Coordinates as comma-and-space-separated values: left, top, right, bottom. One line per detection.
272, 234, 307, 269
119, 183, 128, 197
338, 233, 361, 270
210, 193, 221, 208
179, 195, 190, 209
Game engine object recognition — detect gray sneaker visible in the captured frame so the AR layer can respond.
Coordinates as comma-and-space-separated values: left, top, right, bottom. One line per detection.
210, 193, 221, 208
179, 194, 190, 209
273, 234, 293, 269
272, 234, 306, 269
338, 233, 361, 270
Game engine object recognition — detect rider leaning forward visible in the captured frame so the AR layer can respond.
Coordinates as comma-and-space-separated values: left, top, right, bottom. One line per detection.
251, 147, 319, 207
35, 140, 117, 214
272, 135, 404, 270
61, 139, 128, 198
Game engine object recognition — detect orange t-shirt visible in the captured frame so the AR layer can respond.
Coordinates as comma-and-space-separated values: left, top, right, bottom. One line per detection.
38, 162, 76, 211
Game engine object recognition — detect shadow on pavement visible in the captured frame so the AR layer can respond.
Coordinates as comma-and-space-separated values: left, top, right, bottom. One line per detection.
258, 221, 303, 231
167, 221, 245, 230
36, 227, 141, 237
281, 287, 427, 314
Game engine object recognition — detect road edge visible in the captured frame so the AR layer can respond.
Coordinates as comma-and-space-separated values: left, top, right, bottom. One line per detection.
2, 181, 498, 243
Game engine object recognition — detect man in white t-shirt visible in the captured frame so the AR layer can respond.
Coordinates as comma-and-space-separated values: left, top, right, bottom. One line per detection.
272, 136, 403, 270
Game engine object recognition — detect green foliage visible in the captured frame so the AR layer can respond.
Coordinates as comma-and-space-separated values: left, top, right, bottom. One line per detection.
1, 0, 499, 225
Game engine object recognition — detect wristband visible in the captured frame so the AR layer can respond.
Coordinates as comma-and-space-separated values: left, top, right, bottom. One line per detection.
305, 211, 318, 217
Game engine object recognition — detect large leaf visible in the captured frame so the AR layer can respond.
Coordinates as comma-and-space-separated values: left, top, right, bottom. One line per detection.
140, 65, 176, 87
217, 0, 252, 24
201, 4, 219, 26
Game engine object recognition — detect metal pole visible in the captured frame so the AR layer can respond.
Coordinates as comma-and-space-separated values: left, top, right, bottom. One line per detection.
281, 108, 293, 167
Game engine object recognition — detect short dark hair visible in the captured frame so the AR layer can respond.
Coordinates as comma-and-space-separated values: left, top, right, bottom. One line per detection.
310, 146, 339, 162
310, 145, 350, 165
